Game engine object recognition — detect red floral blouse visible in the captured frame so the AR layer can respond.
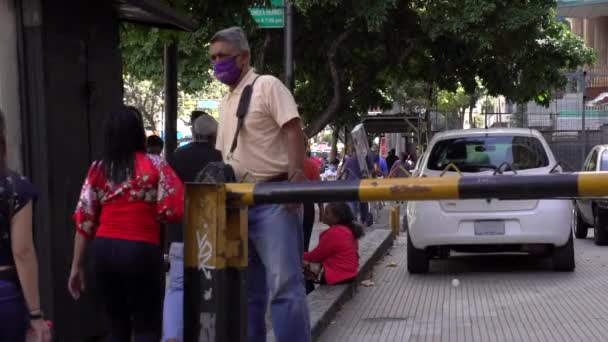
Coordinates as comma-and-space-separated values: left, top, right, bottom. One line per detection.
73, 152, 184, 245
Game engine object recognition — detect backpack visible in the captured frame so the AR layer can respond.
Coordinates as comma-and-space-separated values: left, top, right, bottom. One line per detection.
196, 76, 261, 184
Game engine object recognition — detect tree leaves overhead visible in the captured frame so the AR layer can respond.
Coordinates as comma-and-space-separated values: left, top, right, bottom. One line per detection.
414, 0, 595, 104
121, 0, 595, 137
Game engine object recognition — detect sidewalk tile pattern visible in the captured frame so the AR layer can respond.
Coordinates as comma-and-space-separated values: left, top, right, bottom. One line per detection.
320, 234, 608, 342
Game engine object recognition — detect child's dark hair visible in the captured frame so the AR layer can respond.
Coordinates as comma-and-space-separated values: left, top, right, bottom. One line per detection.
326, 202, 364, 239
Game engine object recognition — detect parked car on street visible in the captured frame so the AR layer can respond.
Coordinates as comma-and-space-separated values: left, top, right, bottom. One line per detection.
406, 128, 574, 273
574, 145, 608, 245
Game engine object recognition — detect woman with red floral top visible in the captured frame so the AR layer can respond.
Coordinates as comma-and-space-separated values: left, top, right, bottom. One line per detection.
68, 108, 184, 342
303, 202, 363, 285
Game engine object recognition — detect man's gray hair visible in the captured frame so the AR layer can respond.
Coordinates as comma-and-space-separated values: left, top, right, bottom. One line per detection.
210, 26, 250, 52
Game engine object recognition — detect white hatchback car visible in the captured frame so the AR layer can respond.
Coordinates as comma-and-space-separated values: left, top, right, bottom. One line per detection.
407, 128, 574, 273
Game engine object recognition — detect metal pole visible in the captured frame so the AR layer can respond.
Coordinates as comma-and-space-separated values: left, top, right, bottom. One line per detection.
284, 0, 294, 92
164, 42, 178, 159
581, 70, 587, 163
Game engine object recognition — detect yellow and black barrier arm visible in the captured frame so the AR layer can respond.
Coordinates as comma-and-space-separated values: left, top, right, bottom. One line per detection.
184, 172, 608, 342
225, 172, 608, 206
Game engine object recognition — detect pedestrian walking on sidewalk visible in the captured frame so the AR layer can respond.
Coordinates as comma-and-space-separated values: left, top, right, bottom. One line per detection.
68, 107, 184, 342
386, 149, 398, 171
210, 26, 311, 342
163, 112, 222, 342
0, 109, 51, 341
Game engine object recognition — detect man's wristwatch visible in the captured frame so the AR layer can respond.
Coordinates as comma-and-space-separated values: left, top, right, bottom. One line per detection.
29, 310, 44, 320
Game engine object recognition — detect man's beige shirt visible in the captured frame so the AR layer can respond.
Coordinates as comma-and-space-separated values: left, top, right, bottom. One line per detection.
216, 69, 301, 181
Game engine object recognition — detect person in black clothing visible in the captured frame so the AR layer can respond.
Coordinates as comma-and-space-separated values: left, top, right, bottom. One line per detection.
189, 110, 205, 126
386, 148, 399, 172
146, 135, 164, 155
162, 111, 222, 342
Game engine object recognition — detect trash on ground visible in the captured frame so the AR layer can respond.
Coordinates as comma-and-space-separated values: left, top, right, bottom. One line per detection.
361, 279, 375, 287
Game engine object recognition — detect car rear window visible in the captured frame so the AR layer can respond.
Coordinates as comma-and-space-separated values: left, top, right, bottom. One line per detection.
601, 151, 608, 171
427, 135, 549, 172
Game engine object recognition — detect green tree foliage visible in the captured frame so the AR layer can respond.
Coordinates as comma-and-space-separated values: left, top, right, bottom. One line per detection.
436, 86, 471, 129
120, 0, 595, 138
416, 0, 595, 104
123, 76, 163, 131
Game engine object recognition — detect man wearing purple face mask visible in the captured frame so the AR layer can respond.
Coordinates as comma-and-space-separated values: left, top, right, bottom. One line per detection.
209, 27, 310, 342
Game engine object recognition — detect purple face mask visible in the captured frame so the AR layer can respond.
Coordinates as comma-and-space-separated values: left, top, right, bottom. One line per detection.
213, 56, 242, 86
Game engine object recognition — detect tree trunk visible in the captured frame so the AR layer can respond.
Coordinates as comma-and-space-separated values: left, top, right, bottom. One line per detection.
330, 126, 339, 162
255, 31, 272, 72
456, 109, 465, 129
468, 96, 476, 128
424, 86, 434, 145
513, 102, 528, 127
303, 27, 353, 138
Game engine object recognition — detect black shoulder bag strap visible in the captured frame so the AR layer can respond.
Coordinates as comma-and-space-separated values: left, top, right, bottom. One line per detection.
228, 76, 261, 158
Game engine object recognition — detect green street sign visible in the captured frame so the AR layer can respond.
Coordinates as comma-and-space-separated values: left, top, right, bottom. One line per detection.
249, 7, 284, 28
271, 0, 284, 7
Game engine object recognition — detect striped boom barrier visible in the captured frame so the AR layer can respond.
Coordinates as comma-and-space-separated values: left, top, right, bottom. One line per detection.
225, 173, 608, 206
185, 172, 608, 341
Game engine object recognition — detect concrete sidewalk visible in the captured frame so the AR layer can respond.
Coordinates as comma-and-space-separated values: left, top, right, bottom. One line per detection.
320, 232, 608, 341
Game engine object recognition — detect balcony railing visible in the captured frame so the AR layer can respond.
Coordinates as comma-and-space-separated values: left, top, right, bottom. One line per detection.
586, 66, 608, 88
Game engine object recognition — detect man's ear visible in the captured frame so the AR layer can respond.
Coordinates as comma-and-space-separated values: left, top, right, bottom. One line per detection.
239, 50, 251, 68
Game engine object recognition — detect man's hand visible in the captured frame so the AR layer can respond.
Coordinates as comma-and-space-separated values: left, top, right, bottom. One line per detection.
285, 169, 306, 211
289, 169, 307, 183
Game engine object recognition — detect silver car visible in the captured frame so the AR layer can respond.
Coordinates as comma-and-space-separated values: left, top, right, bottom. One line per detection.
574, 145, 608, 245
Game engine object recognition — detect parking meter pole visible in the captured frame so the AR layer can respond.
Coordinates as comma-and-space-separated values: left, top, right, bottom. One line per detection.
184, 184, 248, 342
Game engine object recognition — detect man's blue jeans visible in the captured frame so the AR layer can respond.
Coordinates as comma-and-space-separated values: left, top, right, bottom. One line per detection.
248, 204, 311, 342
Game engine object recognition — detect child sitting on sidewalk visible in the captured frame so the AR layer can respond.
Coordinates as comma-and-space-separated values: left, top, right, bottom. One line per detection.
303, 202, 364, 285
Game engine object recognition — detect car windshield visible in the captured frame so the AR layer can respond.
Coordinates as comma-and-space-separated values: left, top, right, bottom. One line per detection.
427, 135, 549, 172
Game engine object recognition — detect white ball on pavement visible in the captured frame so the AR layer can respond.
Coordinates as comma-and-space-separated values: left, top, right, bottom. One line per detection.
452, 278, 460, 287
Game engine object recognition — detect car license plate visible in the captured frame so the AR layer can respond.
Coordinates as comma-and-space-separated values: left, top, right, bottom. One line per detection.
474, 220, 505, 235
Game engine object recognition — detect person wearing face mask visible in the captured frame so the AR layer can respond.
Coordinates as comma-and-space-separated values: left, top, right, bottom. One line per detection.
322, 159, 339, 181
209, 27, 310, 342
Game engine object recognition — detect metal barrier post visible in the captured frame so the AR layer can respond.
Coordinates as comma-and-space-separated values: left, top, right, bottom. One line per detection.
184, 184, 248, 342
390, 206, 400, 239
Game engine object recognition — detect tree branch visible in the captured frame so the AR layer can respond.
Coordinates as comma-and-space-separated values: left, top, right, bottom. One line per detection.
256, 31, 272, 72
304, 26, 354, 137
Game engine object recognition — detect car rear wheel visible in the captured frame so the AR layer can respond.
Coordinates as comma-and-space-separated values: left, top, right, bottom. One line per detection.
594, 209, 608, 246
407, 233, 429, 274
574, 208, 588, 239
552, 233, 575, 272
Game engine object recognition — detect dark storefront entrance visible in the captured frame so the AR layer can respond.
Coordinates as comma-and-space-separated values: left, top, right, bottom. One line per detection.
2, 1, 195, 340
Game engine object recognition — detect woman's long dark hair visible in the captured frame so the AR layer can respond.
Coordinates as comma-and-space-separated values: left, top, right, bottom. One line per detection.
102, 107, 146, 184
0, 109, 7, 176
326, 202, 364, 239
